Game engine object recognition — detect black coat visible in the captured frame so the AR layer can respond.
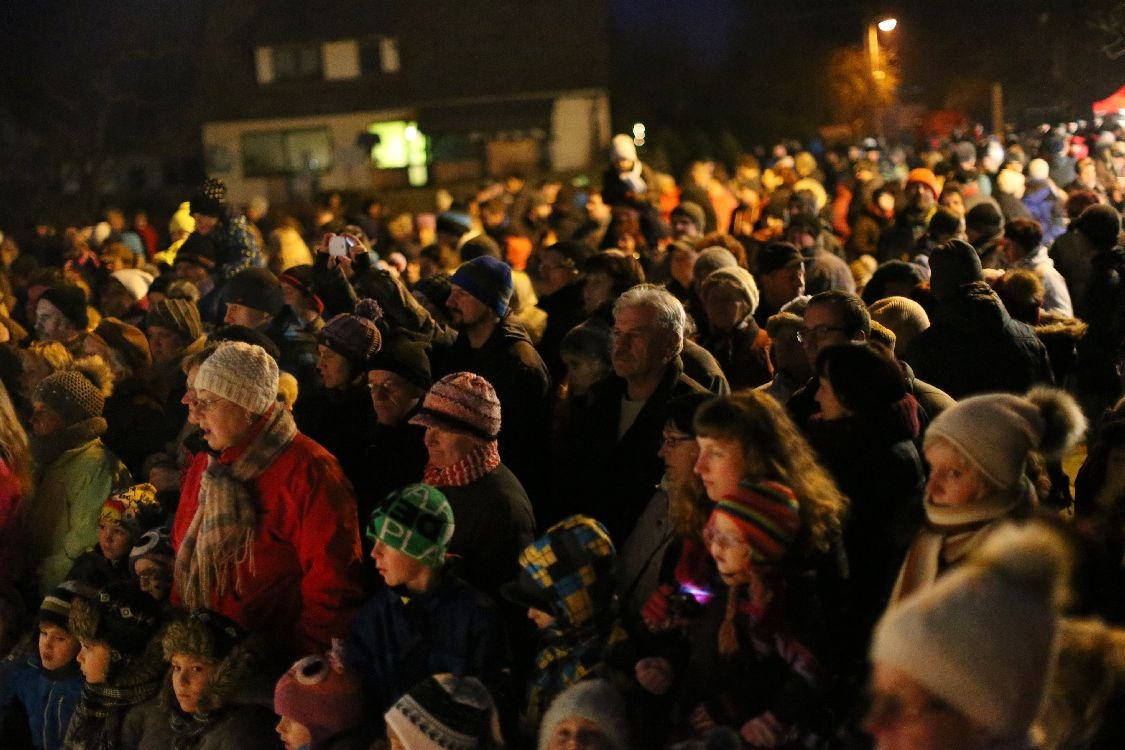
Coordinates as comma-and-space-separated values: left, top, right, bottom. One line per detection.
554, 357, 708, 545
902, 281, 1054, 399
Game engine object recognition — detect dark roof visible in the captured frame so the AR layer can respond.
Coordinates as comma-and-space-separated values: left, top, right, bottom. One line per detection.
195, 0, 610, 123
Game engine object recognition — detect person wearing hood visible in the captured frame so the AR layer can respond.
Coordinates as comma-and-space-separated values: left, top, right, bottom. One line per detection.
503, 515, 628, 741
122, 610, 277, 749
601, 134, 660, 210
901, 239, 1054, 399
1022, 158, 1067, 245
23, 358, 131, 597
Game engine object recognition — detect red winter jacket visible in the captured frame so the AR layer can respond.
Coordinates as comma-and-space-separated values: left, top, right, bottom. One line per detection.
172, 432, 365, 659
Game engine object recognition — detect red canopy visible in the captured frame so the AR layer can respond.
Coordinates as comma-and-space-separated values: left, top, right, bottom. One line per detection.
1093, 85, 1125, 116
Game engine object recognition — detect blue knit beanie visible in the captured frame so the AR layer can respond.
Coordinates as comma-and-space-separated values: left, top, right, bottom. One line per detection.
450, 257, 513, 318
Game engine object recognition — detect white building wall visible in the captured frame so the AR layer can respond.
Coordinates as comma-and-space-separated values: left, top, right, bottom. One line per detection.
201, 109, 410, 204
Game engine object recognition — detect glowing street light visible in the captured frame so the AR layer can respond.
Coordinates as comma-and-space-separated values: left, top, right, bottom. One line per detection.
877, 18, 897, 32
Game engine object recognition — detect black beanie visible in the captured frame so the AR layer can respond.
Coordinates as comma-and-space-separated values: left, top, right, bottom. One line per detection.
929, 239, 984, 303
39, 285, 89, 330
366, 336, 433, 391
965, 203, 1003, 239
223, 268, 284, 317
1073, 204, 1123, 249
190, 177, 228, 219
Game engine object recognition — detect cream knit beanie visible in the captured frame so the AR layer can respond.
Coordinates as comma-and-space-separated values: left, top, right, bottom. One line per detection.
194, 341, 278, 415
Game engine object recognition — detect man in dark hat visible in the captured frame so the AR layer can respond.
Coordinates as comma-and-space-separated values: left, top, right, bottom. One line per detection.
753, 241, 807, 329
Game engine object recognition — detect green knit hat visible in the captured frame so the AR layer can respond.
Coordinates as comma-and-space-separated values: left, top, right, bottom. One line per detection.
367, 484, 455, 568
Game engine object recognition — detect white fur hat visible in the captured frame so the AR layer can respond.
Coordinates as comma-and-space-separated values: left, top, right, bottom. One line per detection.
871, 522, 1071, 738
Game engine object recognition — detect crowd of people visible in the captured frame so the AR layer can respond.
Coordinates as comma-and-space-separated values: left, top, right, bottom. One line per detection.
1, 122, 1125, 750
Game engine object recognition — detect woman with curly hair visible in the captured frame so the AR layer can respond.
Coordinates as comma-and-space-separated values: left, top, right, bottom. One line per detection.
692, 390, 848, 561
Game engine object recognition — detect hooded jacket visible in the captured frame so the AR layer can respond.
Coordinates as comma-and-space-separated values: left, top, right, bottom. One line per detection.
902, 281, 1054, 399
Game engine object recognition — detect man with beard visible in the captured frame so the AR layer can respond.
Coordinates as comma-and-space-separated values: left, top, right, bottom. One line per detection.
876, 169, 939, 262
434, 256, 552, 504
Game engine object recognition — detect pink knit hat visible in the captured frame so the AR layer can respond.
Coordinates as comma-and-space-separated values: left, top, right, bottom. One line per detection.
274, 648, 365, 748
409, 372, 501, 440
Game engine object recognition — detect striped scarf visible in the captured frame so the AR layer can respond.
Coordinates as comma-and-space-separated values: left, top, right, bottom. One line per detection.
423, 440, 500, 488
64, 655, 163, 750
175, 404, 297, 611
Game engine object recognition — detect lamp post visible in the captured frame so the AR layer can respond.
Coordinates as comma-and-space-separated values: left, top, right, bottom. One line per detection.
866, 17, 897, 138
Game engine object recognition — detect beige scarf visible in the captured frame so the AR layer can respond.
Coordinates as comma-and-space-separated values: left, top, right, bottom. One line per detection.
175, 405, 297, 611
890, 480, 1033, 605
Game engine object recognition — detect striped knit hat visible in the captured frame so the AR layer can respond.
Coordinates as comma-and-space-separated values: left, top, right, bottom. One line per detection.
39, 581, 82, 630
318, 298, 383, 366
409, 372, 501, 440
712, 481, 801, 564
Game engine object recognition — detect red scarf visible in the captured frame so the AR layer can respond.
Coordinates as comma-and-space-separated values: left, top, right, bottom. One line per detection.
423, 441, 500, 487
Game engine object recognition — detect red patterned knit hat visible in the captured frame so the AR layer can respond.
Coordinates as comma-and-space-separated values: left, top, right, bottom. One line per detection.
712, 481, 801, 564
409, 372, 501, 440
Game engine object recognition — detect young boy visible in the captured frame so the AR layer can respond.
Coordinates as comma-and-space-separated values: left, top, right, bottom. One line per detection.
501, 514, 626, 737
344, 483, 508, 721
0, 583, 85, 750
128, 529, 174, 604
66, 483, 163, 588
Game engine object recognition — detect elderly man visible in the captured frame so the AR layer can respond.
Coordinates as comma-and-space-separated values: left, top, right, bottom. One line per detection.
555, 284, 707, 543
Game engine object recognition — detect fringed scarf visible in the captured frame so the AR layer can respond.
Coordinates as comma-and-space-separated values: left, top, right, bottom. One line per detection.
175, 404, 297, 611
890, 483, 1031, 604
423, 440, 500, 488
30, 417, 107, 475
63, 654, 163, 750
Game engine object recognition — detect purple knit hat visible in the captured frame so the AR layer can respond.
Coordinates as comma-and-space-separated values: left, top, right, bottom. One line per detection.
318, 298, 383, 365
409, 372, 501, 440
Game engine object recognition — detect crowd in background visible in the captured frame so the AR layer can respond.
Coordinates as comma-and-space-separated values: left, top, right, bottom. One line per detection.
0, 121, 1125, 749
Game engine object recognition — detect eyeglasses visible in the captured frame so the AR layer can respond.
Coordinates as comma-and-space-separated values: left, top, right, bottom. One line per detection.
367, 380, 399, 400
865, 691, 956, 728
661, 432, 695, 449
796, 324, 847, 343
136, 571, 172, 586
191, 396, 223, 412
702, 523, 747, 552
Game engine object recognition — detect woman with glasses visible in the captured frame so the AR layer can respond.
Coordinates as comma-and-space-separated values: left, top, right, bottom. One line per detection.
170, 341, 365, 664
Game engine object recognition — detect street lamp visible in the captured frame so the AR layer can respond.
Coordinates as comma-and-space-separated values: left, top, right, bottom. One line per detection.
867, 16, 897, 83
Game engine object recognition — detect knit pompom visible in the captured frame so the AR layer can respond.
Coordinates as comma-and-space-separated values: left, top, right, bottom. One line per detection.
969, 521, 1072, 609
354, 297, 384, 322
73, 355, 115, 398
1026, 386, 1087, 460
